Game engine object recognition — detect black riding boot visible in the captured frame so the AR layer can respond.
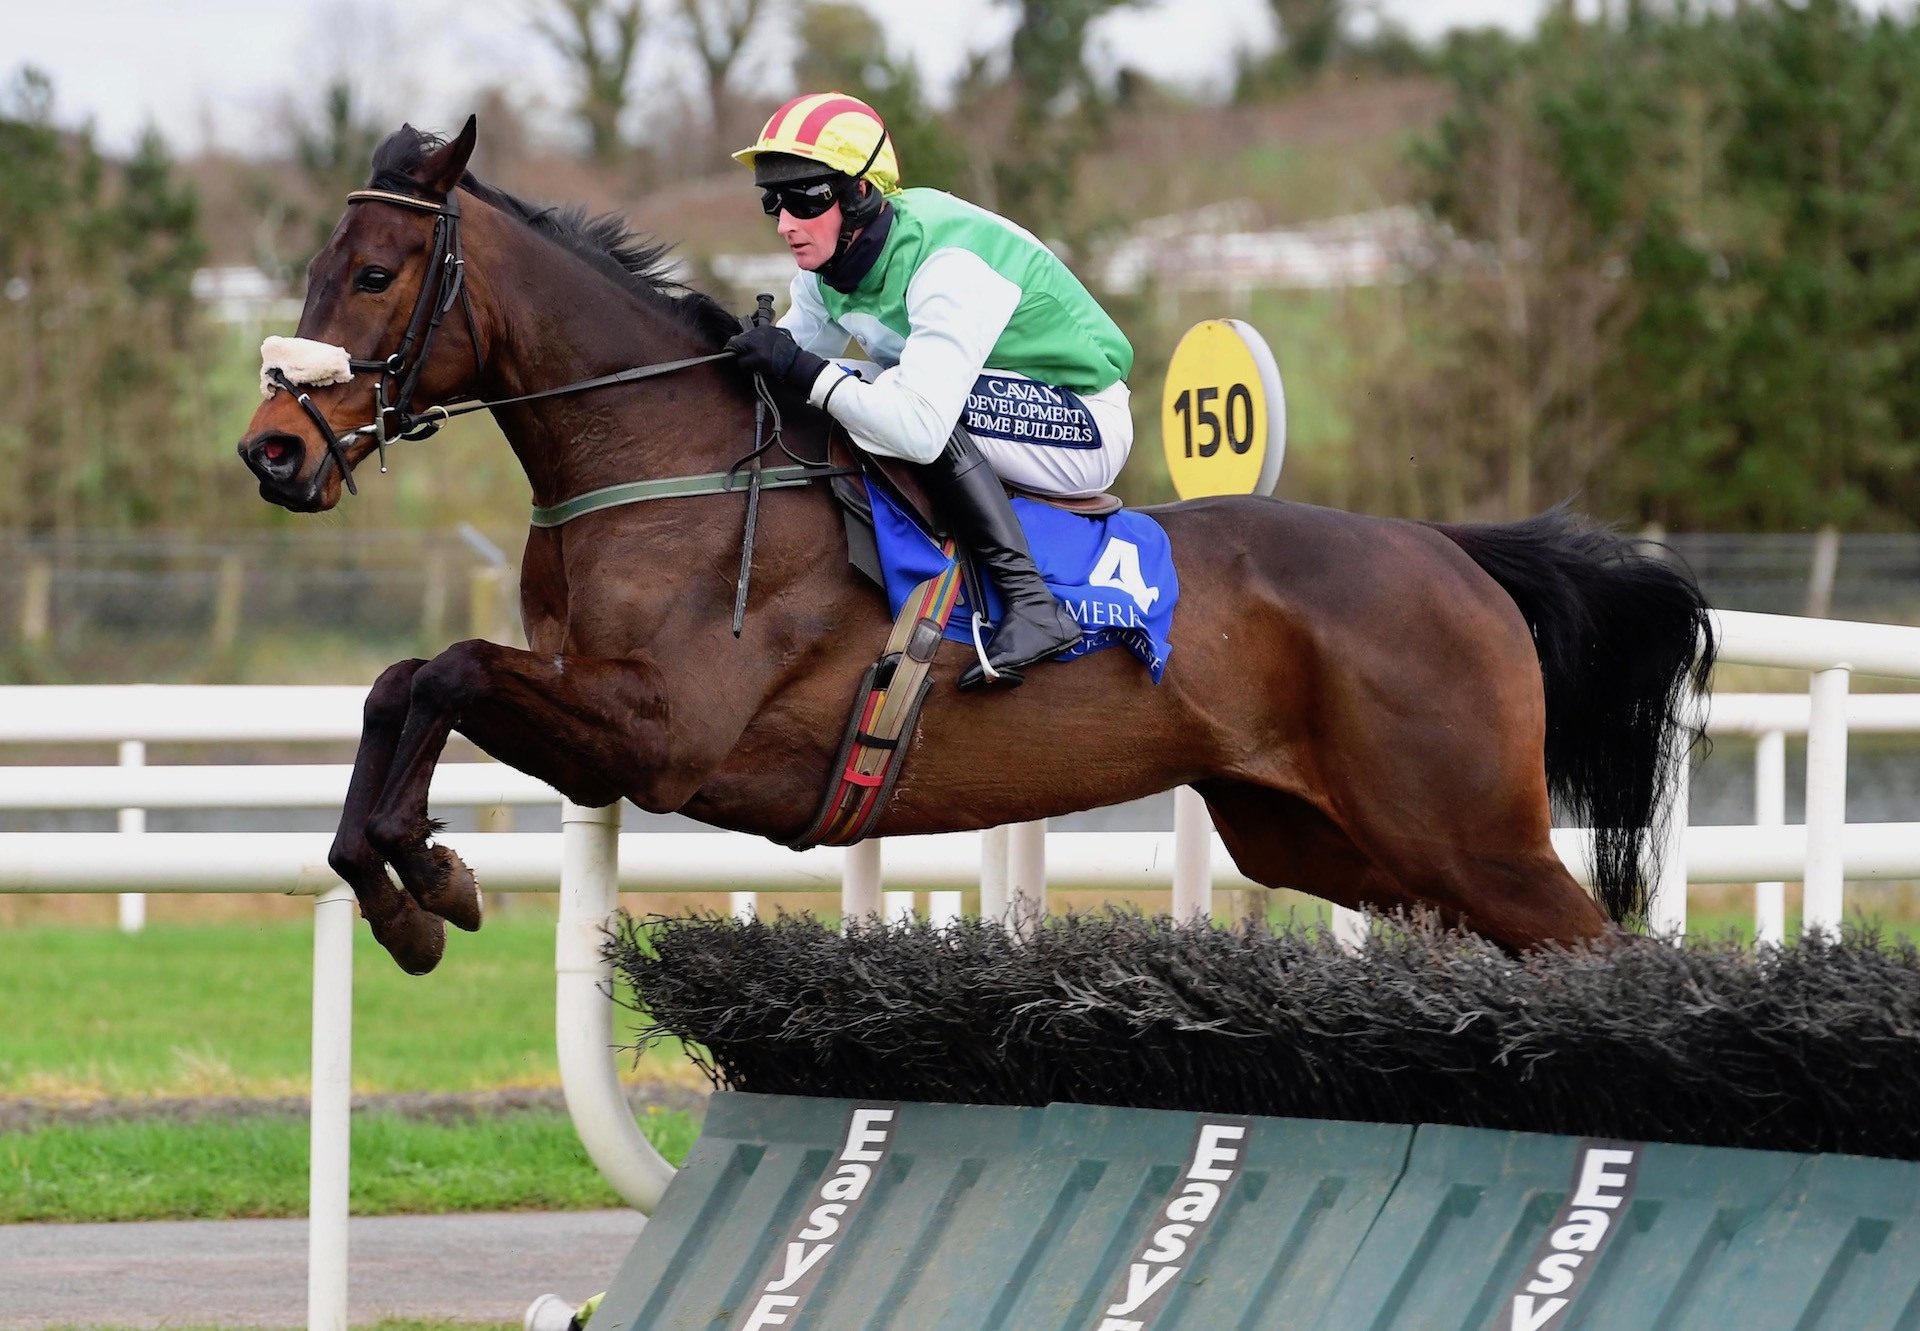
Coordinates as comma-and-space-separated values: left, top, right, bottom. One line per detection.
920, 428, 1083, 689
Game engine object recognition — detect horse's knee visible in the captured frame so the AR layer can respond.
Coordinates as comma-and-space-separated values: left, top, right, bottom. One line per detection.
410, 640, 493, 714
365, 808, 426, 860
365, 658, 427, 730
328, 835, 381, 884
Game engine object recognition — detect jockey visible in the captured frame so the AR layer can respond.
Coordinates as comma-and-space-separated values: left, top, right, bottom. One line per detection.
725, 92, 1135, 689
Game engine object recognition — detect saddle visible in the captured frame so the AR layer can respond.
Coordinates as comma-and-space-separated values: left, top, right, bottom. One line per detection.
823, 428, 1122, 590
789, 425, 1123, 850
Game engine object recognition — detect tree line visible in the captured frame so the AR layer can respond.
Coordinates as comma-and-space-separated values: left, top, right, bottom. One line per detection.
1357, 0, 1920, 529
0, 68, 219, 536
3, 0, 1918, 533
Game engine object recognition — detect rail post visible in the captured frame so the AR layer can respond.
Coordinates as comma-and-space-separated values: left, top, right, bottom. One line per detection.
116, 739, 146, 933
307, 883, 354, 1331
20, 557, 51, 648
1172, 786, 1212, 923
1754, 729, 1787, 945
980, 825, 1010, 922
556, 800, 675, 1213
212, 554, 244, 653
1648, 688, 1702, 940
1008, 820, 1047, 933
1804, 667, 1851, 936
842, 838, 881, 926
1331, 906, 1367, 951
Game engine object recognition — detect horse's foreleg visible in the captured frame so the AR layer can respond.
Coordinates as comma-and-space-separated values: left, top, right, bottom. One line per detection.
327, 660, 449, 975
361, 640, 672, 964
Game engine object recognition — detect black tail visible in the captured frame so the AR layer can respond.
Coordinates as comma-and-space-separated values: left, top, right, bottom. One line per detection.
1432, 506, 1716, 925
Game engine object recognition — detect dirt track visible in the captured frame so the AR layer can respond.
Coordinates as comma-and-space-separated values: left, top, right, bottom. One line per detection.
0, 1086, 706, 1327
0, 1083, 707, 1134
0, 1209, 646, 1329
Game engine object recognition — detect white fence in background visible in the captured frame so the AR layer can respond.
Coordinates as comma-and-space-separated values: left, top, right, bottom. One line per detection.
5, 606, 1920, 1328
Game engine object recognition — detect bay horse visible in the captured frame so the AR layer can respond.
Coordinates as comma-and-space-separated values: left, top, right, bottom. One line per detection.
237, 118, 1715, 975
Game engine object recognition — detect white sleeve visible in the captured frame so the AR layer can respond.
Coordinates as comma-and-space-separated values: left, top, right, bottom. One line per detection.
804, 247, 1021, 464
776, 271, 849, 356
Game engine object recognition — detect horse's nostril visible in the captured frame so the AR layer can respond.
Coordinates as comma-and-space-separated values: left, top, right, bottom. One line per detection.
244, 432, 304, 483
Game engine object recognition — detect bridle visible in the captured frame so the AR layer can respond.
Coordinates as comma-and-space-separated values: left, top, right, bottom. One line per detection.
267, 183, 857, 633
266, 187, 485, 496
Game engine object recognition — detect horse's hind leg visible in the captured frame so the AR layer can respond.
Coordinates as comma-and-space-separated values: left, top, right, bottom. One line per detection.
327, 659, 447, 975
1197, 772, 1608, 951
1364, 834, 1608, 951
1301, 721, 1612, 951
1194, 779, 1418, 923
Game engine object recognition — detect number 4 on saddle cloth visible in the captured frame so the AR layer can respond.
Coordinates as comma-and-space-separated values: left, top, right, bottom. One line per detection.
867, 480, 1178, 681
792, 478, 1179, 849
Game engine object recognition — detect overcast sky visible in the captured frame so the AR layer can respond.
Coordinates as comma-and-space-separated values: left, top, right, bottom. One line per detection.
10, 0, 1917, 154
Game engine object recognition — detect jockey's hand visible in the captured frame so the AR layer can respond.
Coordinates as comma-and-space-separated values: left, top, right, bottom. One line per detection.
725, 324, 828, 391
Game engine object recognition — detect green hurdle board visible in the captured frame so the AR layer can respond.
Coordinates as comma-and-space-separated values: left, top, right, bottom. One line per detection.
586, 1092, 1920, 1330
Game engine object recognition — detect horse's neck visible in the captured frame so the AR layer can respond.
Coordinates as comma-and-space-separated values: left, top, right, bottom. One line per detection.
471, 215, 849, 649
475, 232, 754, 507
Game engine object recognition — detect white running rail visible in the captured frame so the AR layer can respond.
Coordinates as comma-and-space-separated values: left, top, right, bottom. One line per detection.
4, 606, 1920, 1326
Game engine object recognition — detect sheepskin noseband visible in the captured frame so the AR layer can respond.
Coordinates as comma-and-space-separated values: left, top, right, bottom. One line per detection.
259, 336, 354, 399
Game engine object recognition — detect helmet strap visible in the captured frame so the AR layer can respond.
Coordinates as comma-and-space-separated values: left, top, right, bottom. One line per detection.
819, 194, 895, 293
832, 126, 891, 251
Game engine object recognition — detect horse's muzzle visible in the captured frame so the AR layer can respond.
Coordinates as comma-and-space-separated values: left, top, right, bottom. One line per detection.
239, 431, 325, 510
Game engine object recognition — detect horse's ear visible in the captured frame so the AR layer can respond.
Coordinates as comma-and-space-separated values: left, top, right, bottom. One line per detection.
415, 115, 478, 196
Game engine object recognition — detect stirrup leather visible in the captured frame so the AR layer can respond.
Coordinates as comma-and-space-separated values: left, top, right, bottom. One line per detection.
789, 552, 965, 849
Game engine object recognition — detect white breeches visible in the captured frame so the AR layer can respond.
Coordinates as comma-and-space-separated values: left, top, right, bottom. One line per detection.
834, 360, 1133, 498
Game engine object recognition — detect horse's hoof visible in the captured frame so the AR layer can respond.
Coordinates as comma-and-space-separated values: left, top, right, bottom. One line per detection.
366, 902, 446, 975
413, 844, 484, 933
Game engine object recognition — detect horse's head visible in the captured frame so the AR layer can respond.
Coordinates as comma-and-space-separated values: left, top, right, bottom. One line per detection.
238, 117, 485, 512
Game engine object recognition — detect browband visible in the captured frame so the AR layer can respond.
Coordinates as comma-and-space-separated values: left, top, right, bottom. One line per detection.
346, 188, 453, 215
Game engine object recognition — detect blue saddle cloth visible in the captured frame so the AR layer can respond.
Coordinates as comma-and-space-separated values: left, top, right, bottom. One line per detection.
865, 479, 1178, 682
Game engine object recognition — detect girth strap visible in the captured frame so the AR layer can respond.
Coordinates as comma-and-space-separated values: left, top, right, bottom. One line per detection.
788, 551, 965, 850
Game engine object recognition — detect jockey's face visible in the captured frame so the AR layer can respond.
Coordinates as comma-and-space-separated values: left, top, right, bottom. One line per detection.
776, 199, 844, 271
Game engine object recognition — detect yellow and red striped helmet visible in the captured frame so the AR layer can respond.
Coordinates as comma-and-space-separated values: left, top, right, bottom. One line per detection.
733, 92, 901, 195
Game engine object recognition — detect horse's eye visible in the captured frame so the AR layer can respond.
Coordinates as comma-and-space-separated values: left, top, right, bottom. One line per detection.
355, 266, 392, 293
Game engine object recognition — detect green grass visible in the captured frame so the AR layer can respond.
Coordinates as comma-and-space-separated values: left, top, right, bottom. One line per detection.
0, 913, 695, 1099
0, 1108, 696, 1223
0, 914, 702, 1222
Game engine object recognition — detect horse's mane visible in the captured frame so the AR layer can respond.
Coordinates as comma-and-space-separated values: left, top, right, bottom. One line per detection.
367, 125, 743, 349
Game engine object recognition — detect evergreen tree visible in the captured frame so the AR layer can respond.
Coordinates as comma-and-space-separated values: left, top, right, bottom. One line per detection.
1388, 1, 1920, 529
0, 67, 219, 533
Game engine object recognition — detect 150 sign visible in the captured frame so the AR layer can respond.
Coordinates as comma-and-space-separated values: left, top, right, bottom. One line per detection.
1158, 319, 1286, 501
1169, 383, 1257, 459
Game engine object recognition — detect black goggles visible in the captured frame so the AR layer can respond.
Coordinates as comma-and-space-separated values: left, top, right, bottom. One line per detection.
760, 179, 840, 220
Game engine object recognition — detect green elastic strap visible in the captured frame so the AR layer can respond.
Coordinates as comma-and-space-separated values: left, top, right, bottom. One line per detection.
529, 466, 822, 528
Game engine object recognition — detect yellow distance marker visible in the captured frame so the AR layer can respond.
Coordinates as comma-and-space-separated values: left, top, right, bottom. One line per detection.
1159, 319, 1287, 500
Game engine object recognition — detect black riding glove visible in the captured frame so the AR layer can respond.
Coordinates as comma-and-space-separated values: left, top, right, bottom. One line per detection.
725, 323, 829, 392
